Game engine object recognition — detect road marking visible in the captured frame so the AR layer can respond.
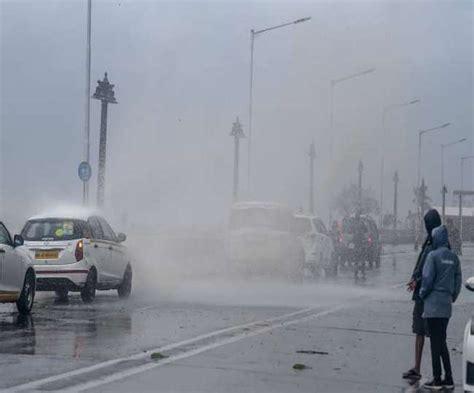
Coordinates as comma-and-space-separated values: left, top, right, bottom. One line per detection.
4, 281, 408, 393
4, 306, 323, 393
62, 305, 346, 393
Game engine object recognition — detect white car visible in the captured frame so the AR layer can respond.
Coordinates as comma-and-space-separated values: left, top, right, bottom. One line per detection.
228, 202, 305, 280
463, 277, 474, 391
292, 214, 335, 277
21, 212, 132, 303
0, 221, 36, 314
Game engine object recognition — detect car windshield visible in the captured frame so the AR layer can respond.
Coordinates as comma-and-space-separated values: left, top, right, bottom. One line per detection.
21, 219, 87, 241
291, 217, 312, 235
230, 208, 291, 231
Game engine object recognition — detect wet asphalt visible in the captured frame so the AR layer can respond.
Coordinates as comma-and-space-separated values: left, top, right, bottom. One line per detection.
1, 244, 473, 392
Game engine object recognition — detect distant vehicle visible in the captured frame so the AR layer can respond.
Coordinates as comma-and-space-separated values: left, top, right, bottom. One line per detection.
338, 215, 381, 268
292, 214, 335, 276
227, 202, 304, 280
0, 222, 36, 314
21, 212, 132, 303
463, 277, 474, 391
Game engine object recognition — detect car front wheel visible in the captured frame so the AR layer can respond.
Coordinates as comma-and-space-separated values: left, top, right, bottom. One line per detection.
16, 270, 35, 315
118, 265, 132, 299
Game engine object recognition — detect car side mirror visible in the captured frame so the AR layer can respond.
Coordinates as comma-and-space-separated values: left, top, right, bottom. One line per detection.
466, 277, 474, 292
13, 235, 24, 247
117, 233, 126, 243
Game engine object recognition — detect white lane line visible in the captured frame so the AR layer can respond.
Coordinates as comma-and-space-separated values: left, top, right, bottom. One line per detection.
4, 307, 318, 393
62, 305, 346, 393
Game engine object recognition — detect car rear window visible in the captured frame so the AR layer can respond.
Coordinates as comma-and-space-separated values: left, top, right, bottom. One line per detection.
21, 219, 89, 241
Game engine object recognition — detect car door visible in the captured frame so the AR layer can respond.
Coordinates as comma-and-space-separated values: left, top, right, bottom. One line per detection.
98, 217, 126, 284
87, 217, 113, 286
0, 224, 21, 294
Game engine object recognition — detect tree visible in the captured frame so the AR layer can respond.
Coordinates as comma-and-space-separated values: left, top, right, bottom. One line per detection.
332, 184, 380, 216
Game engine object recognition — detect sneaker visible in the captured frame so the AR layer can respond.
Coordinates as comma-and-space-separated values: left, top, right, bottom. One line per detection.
423, 379, 443, 390
442, 377, 454, 389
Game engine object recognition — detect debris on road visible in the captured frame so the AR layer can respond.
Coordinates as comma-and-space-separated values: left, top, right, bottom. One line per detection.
150, 352, 168, 360
293, 363, 310, 370
296, 350, 329, 355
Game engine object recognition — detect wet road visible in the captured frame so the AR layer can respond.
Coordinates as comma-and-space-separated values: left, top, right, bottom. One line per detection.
1, 244, 473, 392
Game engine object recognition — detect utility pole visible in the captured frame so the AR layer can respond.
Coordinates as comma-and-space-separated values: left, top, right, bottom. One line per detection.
308, 141, 316, 214
230, 117, 245, 202
83, 0, 92, 205
358, 159, 363, 214
92, 72, 117, 208
393, 171, 399, 230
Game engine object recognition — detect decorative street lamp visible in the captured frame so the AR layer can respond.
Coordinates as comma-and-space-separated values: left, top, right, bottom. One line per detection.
92, 72, 117, 208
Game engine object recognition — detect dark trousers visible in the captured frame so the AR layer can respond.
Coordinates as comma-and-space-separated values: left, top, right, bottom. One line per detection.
426, 318, 452, 380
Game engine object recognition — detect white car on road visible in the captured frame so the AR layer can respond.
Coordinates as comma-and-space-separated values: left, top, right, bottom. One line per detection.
292, 214, 335, 276
0, 221, 36, 314
228, 202, 305, 280
21, 212, 132, 303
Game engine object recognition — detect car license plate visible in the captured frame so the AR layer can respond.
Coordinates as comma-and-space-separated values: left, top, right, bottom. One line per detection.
35, 250, 59, 259
349, 244, 355, 249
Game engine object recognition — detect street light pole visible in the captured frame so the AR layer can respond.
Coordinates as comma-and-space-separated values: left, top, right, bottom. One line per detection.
83, 0, 92, 205
329, 68, 375, 155
415, 122, 451, 247
247, 17, 311, 194
459, 155, 474, 241
393, 171, 399, 230
358, 159, 364, 214
441, 137, 466, 220
230, 117, 245, 202
379, 99, 419, 227
308, 141, 316, 214
92, 72, 117, 208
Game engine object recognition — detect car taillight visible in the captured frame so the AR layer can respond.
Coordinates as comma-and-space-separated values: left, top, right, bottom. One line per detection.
368, 237, 372, 244
339, 236, 343, 243
75, 240, 84, 261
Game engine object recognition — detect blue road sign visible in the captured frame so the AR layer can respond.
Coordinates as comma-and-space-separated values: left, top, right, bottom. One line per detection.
78, 161, 92, 182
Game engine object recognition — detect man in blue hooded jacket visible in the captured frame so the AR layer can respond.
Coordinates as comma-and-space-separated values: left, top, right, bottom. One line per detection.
420, 225, 462, 390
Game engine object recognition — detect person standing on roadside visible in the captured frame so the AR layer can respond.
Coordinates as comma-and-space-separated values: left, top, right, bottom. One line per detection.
420, 225, 461, 390
403, 209, 441, 380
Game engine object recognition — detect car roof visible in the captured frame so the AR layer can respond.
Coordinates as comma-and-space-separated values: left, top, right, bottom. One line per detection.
232, 201, 291, 212
27, 207, 101, 221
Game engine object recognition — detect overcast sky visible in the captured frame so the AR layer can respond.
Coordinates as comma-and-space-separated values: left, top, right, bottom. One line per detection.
1, 0, 472, 230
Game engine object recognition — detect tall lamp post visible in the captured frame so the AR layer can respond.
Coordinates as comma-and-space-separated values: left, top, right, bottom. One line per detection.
329, 68, 375, 154
247, 16, 311, 193
459, 155, 474, 241
230, 117, 245, 202
393, 171, 399, 230
441, 137, 466, 220
415, 122, 451, 248
92, 72, 117, 208
308, 141, 316, 214
379, 99, 419, 227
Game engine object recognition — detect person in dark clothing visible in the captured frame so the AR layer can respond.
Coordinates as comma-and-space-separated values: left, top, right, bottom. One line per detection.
420, 225, 461, 390
403, 209, 441, 380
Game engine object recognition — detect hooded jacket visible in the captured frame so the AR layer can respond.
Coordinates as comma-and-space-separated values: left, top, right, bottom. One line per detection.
411, 209, 442, 301
420, 225, 462, 319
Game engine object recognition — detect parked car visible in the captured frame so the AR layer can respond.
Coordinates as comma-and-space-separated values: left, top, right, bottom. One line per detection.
227, 202, 304, 280
292, 214, 335, 276
463, 277, 474, 391
338, 215, 381, 268
21, 212, 132, 303
0, 221, 36, 314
